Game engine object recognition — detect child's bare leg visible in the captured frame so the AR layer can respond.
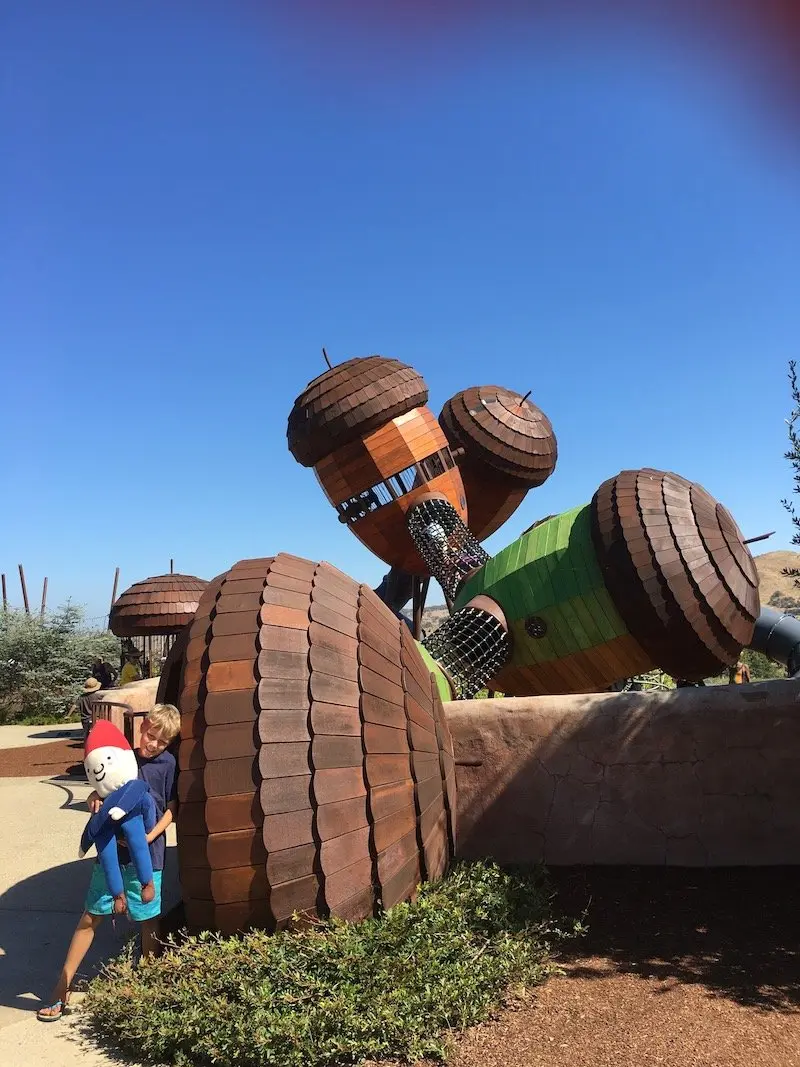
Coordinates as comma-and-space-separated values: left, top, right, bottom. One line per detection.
39, 912, 103, 1016
140, 918, 160, 958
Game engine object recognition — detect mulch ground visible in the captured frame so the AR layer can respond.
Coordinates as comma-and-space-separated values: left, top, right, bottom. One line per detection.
0, 737, 85, 777
447, 867, 800, 1067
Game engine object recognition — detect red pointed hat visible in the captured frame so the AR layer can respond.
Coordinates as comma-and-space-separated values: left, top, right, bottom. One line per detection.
84, 719, 131, 757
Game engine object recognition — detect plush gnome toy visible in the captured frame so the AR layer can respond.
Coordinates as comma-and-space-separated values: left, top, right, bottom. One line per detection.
80, 720, 156, 914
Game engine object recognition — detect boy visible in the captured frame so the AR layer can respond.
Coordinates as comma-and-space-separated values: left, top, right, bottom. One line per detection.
37, 703, 180, 1021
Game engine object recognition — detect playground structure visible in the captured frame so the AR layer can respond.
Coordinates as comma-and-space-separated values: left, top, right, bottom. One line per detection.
109, 572, 207, 675
117, 353, 799, 934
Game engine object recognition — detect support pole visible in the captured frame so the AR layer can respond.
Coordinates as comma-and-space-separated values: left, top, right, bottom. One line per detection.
110, 567, 120, 616
1, 574, 6, 611
411, 576, 430, 641
40, 577, 48, 619
18, 565, 29, 615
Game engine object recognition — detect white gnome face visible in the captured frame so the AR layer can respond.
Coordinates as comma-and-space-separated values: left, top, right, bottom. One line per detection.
84, 744, 139, 798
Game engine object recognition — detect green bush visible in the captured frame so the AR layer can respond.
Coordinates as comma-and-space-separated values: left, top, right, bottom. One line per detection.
741, 648, 785, 682
0, 604, 118, 724
84, 862, 582, 1066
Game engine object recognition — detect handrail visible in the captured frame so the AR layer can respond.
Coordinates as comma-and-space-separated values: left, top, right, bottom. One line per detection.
88, 698, 144, 746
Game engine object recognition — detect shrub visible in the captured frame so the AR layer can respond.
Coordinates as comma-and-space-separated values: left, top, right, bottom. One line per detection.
0, 604, 118, 724
84, 862, 583, 1066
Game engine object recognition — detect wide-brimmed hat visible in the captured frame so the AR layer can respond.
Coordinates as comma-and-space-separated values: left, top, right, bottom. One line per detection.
123, 647, 142, 658
82, 677, 102, 694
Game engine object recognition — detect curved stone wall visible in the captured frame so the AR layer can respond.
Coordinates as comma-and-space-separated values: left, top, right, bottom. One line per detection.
448, 680, 800, 866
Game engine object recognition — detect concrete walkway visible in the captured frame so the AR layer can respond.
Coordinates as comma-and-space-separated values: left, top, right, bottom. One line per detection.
0, 769, 177, 1065
0, 724, 84, 750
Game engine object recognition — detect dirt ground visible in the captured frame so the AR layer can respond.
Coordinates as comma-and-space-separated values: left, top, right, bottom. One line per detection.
0, 737, 84, 777
447, 867, 800, 1067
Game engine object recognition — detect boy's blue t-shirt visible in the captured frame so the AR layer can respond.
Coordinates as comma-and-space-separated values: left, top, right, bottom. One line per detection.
114, 749, 177, 872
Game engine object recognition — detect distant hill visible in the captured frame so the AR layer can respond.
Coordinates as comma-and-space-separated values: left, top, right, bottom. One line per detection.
754, 550, 800, 613
412, 550, 800, 633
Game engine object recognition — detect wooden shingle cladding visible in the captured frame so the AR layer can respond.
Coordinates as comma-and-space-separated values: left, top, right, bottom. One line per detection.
439, 386, 557, 540
175, 554, 455, 934
109, 574, 207, 637
287, 356, 428, 468
590, 469, 759, 681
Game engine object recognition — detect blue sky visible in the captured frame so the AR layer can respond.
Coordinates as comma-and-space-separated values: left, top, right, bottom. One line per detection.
1, 2, 799, 623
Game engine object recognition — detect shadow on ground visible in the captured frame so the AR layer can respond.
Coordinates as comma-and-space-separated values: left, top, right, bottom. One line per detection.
550, 866, 800, 1012
0, 846, 180, 1017
28, 728, 83, 741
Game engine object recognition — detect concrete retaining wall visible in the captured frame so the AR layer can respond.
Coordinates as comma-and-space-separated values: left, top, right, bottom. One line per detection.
446, 680, 800, 866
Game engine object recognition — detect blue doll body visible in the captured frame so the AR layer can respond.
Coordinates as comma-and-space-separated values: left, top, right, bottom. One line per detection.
80, 779, 156, 900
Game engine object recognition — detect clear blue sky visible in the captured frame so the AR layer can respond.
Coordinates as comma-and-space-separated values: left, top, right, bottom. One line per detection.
2, 2, 799, 623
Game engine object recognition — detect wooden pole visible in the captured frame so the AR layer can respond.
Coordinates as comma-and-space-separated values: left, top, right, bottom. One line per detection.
1, 574, 6, 612
412, 577, 430, 640
18, 564, 29, 615
420, 576, 430, 632
40, 577, 48, 619
412, 578, 422, 640
110, 567, 120, 615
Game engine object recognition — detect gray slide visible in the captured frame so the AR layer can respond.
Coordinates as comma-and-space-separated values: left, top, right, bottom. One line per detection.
749, 607, 800, 676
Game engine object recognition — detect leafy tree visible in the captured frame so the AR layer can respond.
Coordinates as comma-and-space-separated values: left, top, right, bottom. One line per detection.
741, 648, 785, 682
0, 604, 118, 724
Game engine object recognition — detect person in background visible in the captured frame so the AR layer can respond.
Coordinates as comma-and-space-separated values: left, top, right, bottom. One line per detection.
77, 677, 102, 742
729, 658, 751, 685
119, 649, 143, 686
90, 658, 114, 690
103, 659, 119, 686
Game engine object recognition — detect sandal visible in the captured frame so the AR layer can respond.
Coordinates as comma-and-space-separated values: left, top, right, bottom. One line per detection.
37, 995, 69, 1022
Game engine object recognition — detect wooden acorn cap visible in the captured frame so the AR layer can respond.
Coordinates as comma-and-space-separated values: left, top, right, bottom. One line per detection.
439, 386, 557, 486
590, 469, 760, 680
176, 554, 455, 935
287, 356, 428, 468
109, 574, 207, 637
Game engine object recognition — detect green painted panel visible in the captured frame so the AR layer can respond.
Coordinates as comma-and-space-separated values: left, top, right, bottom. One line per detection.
417, 644, 454, 703
453, 503, 632, 668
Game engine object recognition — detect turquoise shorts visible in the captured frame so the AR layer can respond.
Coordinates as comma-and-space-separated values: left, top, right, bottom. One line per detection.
85, 863, 162, 922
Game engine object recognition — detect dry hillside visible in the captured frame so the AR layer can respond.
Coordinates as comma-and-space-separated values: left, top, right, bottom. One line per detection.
754, 550, 800, 611
414, 550, 800, 632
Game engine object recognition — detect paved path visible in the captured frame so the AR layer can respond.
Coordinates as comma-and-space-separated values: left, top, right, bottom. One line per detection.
0, 724, 83, 750
0, 770, 177, 1066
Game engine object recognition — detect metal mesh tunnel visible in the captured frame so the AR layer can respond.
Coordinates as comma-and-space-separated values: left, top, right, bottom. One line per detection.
423, 606, 511, 699
406, 497, 490, 602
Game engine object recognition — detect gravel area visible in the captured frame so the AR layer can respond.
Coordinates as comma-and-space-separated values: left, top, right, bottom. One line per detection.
0, 737, 85, 777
